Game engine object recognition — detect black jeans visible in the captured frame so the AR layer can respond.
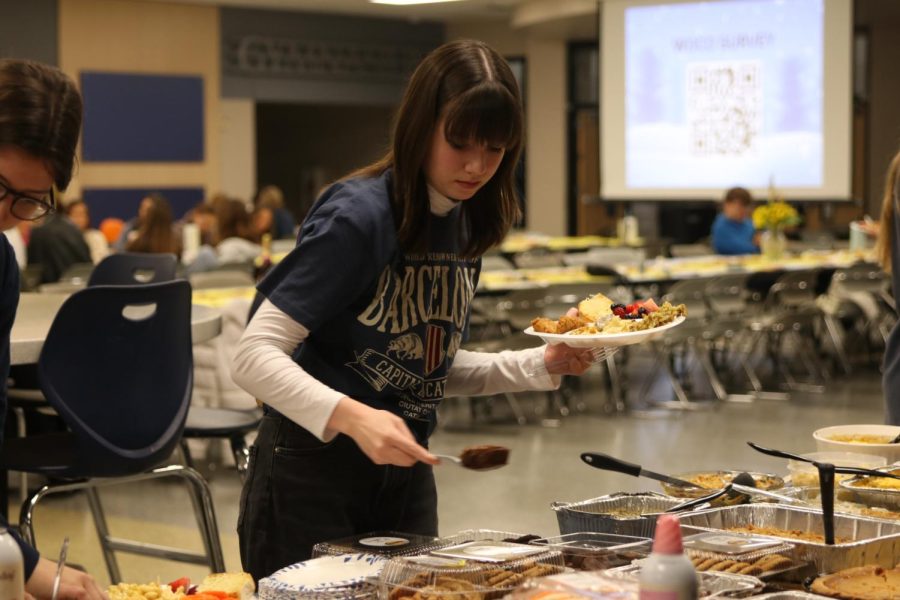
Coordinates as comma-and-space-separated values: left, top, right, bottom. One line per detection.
238, 412, 438, 582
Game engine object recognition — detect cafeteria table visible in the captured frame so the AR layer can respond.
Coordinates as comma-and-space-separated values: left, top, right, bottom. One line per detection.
11, 292, 223, 366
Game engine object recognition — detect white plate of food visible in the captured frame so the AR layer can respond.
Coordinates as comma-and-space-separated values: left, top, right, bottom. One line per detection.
525, 315, 686, 348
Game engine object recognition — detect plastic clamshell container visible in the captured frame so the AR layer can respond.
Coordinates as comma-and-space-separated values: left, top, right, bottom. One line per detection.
679, 526, 806, 581
434, 529, 540, 548
610, 564, 764, 598
377, 545, 565, 599
529, 532, 651, 571
312, 531, 441, 558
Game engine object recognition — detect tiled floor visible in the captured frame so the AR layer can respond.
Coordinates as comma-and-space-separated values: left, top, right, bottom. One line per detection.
10, 357, 886, 586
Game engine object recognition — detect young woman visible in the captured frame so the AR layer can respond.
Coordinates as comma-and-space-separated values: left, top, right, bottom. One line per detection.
231, 39, 593, 580
875, 149, 900, 424
125, 192, 180, 256
0, 58, 107, 600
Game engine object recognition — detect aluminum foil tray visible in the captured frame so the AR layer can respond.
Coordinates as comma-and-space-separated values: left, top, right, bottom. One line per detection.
552, 492, 685, 537
678, 504, 900, 573
840, 470, 900, 513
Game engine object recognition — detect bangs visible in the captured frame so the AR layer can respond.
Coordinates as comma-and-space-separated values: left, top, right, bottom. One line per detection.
442, 82, 522, 150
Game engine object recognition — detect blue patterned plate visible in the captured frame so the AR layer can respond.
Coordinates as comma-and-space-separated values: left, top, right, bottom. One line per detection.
259, 553, 385, 595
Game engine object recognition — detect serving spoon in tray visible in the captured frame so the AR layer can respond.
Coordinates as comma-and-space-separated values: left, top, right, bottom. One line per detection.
747, 441, 899, 546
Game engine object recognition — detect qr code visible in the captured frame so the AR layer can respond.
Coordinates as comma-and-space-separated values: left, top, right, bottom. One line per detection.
687, 61, 761, 156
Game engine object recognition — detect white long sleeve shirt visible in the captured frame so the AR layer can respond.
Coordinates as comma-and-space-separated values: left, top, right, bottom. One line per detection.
231, 299, 558, 442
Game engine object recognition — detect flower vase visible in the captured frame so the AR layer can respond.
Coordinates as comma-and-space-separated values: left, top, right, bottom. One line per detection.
761, 228, 786, 261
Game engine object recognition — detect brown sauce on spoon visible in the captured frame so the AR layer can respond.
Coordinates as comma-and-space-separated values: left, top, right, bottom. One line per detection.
459, 445, 510, 470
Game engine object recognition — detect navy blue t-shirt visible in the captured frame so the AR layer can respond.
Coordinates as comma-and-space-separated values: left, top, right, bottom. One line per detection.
258, 171, 480, 442
1, 234, 40, 578
0, 234, 17, 442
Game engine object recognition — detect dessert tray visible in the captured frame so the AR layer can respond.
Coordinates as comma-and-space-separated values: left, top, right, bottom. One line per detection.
524, 316, 685, 348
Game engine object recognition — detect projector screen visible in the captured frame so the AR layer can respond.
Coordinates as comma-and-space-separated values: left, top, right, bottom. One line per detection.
600, 0, 853, 201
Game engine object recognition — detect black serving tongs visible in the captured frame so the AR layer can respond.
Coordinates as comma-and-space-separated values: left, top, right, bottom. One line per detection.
747, 442, 900, 481
747, 442, 900, 546
580, 452, 752, 508
580, 452, 701, 490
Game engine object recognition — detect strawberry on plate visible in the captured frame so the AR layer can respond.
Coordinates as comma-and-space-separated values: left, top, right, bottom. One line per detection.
168, 578, 191, 594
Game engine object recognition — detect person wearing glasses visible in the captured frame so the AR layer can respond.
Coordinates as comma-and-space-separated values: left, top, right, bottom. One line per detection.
0, 59, 107, 600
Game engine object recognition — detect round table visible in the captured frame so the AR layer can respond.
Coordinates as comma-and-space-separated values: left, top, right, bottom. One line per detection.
11, 292, 223, 366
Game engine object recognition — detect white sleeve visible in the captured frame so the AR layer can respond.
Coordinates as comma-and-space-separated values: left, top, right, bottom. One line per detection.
230, 299, 346, 441
444, 346, 561, 397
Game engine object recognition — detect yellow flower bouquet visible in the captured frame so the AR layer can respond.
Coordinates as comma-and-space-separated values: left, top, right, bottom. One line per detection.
753, 200, 800, 231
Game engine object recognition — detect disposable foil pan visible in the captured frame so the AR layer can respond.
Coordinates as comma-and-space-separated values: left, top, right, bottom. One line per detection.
678, 504, 900, 573
840, 471, 900, 512
552, 492, 685, 537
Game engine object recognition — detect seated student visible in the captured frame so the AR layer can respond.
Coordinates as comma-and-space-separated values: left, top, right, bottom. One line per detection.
253, 185, 296, 240
711, 187, 759, 255
186, 198, 261, 273
27, 210, 91, 284
65, 200, 109, 264
0, 57, 107, 600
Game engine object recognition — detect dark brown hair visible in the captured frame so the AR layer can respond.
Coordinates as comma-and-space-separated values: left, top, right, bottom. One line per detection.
723, 187, 753, 206
876, 150, 900, 273
127, 193, 180, 255
215, 198, 254, 243
355, 39, 523, 258
0, 59, 82, 191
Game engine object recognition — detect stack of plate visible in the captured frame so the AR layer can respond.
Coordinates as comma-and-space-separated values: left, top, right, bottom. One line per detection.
258, 553, 385, 600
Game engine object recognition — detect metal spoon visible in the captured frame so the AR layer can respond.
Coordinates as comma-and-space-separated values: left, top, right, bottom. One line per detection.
433, 453, 508, 471
51, 536, 69, 600
728, 472, 806, 504
665, 484, 734, 513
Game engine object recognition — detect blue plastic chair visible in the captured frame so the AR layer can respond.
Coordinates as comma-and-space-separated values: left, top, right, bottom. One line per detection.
1, 281, 225, 581
87, 252, 178, 286
89, 252, 261, 478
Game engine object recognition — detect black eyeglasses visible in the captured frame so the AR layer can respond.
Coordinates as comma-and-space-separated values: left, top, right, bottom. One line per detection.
1, 179, 55, 221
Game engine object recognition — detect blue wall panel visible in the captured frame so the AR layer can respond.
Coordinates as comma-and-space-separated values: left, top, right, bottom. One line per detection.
81, 72, 204, 162
83, 187, 203, 224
